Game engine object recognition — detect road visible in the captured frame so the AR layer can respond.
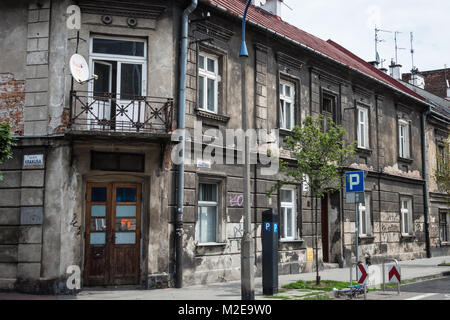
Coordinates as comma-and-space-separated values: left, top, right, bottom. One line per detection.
368, 276, 450, 300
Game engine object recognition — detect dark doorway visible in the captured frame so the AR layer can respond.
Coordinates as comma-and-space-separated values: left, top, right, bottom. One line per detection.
321, 194, 329, 263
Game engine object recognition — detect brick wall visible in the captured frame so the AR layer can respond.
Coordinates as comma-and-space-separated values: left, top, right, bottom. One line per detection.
0, 74, 25, 136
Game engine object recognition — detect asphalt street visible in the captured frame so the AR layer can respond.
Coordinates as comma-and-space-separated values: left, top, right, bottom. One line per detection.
368, 276, 450, 300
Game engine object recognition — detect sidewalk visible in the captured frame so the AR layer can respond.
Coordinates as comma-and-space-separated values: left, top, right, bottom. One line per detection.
1, 256, 449, 300
63, 255, 450, 300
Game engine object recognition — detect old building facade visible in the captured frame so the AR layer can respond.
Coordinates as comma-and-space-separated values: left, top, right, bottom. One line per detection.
0, 0, 445, 293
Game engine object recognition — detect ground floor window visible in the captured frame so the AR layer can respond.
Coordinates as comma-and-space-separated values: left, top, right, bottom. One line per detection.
198, 183, 219, 243
440, 210, 449, 243
400, 197, 413, 236
280, 188, 296, 240
358, 193, 372, 236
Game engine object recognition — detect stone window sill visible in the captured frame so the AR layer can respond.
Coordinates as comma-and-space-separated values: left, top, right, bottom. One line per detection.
279, 239, 304, 244
279, 128, 295, 137
401, 234, 415, 240
398, 156, 413, 164
196, 242, 227, 248
356, 147, 373, 156
195, 109, 230, 123
359, 235, 375, 240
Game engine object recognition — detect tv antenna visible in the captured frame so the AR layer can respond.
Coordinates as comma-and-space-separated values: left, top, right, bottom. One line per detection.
410, 32, 417, 72
375, 27, 392, 64
394, 31, 406, 64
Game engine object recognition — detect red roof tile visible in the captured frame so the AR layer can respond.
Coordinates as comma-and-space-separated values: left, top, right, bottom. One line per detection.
205, 0, 425, 102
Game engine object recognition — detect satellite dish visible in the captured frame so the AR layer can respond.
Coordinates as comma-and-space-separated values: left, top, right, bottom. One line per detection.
70, 54, 89, 83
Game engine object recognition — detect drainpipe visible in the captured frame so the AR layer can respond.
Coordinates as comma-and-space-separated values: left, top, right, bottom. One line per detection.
176, 0, 197, 289
421, 106, 432, 258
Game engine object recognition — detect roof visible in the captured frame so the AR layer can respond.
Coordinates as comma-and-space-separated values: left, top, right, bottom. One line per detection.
400, 80, 450, 121
204, 0, 426, 102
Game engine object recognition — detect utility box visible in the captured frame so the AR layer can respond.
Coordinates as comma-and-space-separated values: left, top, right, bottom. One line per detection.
261, 208, 279, 296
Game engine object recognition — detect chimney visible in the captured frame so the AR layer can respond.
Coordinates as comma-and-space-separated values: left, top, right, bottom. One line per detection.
389, 59, 402, 80
409, 68, 425, 89
253, 0, 283, 17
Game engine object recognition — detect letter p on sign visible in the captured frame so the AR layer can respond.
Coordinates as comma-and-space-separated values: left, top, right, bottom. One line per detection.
345, 171, 364, 193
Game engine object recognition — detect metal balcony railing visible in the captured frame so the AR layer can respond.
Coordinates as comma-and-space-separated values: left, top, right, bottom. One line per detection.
69, 91, 174, 134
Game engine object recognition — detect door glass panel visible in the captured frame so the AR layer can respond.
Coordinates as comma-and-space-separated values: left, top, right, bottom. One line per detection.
116, 188, 137, 202
115, 218, 136, 231
93, 62, 112, 95
199, 76, 205, 109
207, 78, 215, 111
91, 187, 107, 202
91, 205, 106, 217
90, 232, 106, 245
93, 38, 145, 57
91, 218, 107, 231
120, 64, 142, 100
116, 205, 136, 217
115, 232, 136, 244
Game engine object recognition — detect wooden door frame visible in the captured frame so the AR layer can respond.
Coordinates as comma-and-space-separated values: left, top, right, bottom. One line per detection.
84, 182, 142, 286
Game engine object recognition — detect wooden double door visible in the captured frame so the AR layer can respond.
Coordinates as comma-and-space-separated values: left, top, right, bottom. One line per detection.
84, 183, 141, 286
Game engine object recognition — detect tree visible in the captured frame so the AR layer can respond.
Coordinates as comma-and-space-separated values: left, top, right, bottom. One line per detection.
0, 121, 16, 180
434, 137, 450, 207
268, 115, 356, 284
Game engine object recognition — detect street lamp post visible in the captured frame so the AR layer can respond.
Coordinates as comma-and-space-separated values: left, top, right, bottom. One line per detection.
240, 0, 255, 301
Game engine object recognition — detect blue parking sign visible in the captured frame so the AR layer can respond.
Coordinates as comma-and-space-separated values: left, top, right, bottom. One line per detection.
345, 171, 364, 193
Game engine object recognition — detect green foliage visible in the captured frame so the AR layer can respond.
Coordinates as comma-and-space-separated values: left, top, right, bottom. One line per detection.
434, 138, 450, 200
268, 115, 356, 198
282, 280, 350, 292
0, 121, 16, 180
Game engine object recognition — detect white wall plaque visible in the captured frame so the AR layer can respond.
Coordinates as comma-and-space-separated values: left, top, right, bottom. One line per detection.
24, 154, 44, 166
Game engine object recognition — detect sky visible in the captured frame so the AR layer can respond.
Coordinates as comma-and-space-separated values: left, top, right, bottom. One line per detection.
278, 0, 449, 73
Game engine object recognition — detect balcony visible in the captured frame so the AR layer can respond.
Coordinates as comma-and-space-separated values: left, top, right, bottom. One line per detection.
69, 91, 174, 136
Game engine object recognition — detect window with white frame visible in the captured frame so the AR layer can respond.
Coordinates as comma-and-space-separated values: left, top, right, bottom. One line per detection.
357, 106, 369, 149
400, 197, 413, 236
358, 193, 372, 236
198, 52, 219, 113
279, 80, 295, 130
280, 188, 296, 240
398, 120, 410, 158
198, 183, 219, 243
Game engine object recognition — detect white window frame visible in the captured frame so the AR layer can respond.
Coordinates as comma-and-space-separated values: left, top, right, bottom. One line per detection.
198, 52, 219, 114
357, 106, 369, 149
400, 197, 413, 236
197, 183, 219, 244
280, 188, 296, 240
398, 120, 410, 159
279, 80, 295, 131
89, 36, 147, 96
358, 193, 372, 237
